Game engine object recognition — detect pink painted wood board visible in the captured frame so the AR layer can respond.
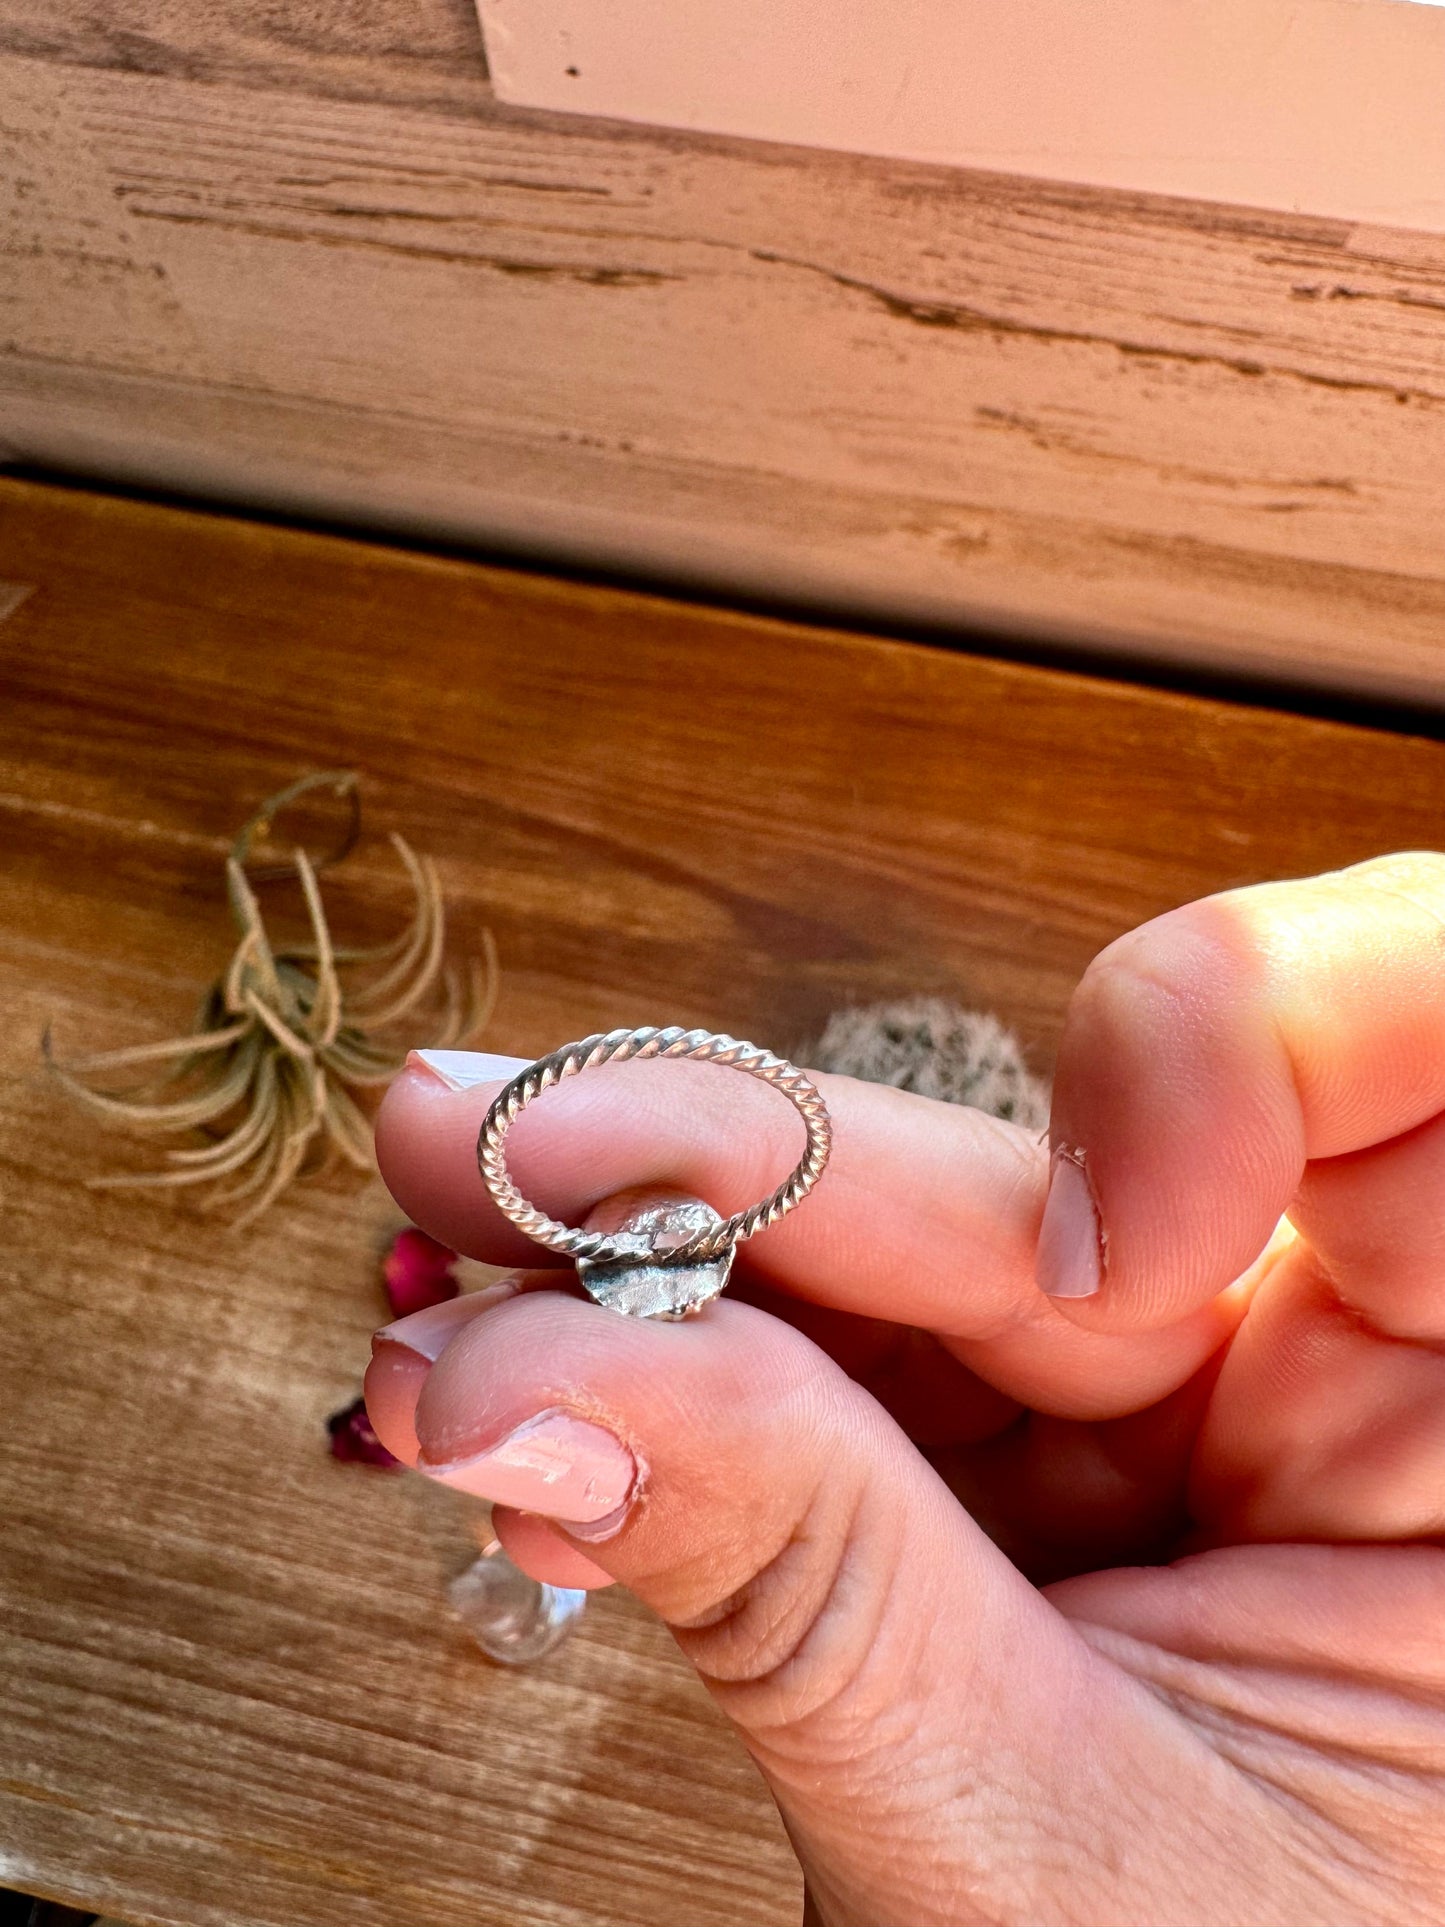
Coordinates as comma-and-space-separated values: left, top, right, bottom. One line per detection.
478, 0, 1445, 231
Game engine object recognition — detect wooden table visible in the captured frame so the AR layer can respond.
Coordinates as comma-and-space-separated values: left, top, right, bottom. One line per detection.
2, 477, 1444, 1927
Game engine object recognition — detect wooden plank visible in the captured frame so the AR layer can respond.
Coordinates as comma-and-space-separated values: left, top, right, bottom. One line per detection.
3, 9, 1445, 706
0, 0, 495, 114
2, 475, 1445, 1922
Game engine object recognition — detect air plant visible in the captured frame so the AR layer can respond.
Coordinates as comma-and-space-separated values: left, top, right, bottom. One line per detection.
44, 771, 497, 1226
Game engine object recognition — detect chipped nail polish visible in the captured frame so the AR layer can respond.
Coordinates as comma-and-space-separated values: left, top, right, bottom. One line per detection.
418, 1410, 638, 1524
1036, 1146, 1105, 1300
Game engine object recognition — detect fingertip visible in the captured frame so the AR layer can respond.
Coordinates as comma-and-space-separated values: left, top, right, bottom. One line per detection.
363, 1338, 431, 1466
374, 1059, 482, 1201
375, 1064, 559, 1265
1047, 904, 1301, 1329
373, 1063, 460, 1231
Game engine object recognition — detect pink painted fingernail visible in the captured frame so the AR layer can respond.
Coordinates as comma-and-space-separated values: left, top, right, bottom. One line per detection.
1036, 1147, 1105, 1299
418, 1410, 638, 1524
373, 1291, 496, 1363
406, 1049, 531, 1091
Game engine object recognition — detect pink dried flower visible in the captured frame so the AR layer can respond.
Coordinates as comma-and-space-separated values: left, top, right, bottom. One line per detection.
327, 1395, 400, 1468
383, 1225, 460, 1318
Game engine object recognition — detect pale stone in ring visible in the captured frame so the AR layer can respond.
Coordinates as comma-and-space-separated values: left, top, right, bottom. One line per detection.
577, 1195, 735, 1320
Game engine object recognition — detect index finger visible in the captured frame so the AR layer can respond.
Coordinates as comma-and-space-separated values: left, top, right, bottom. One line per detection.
376, 1048, 1236, 1417
378, 1048, 1043, 1327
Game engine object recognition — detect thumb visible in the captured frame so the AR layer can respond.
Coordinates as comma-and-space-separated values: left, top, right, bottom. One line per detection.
369, 1281, 1181, 1925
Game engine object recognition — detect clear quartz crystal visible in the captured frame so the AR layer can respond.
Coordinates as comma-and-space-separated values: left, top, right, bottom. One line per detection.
448, 1545, 588, 1664
410, 1478, 588, 1665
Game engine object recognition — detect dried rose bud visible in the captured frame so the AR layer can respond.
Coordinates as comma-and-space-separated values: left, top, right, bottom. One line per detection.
327, 1395, 401, 1468
382, 1225, 460, 1318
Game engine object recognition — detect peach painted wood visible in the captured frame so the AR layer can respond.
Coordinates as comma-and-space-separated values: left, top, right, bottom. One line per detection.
479, 0, 1445, 231
5, 479, 1445, 1922
3, 5, 1445, 707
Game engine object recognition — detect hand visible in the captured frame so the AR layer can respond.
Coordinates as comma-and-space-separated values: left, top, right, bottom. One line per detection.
366, 854, 1445, 1927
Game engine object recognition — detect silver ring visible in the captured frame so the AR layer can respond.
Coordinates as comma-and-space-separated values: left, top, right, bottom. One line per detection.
477, 1026, 832, 1267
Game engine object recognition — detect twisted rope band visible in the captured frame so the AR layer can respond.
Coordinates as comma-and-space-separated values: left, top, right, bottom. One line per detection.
477, 1026, 832, 1267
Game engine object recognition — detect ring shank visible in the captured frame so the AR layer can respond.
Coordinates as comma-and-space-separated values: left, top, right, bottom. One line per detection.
477, 1026, 832, 1267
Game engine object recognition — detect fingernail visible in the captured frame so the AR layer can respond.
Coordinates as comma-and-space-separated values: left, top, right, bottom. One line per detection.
373, 1290, 496, 1362
418, 1410, 638, 1523
407, 1048, 532, 1091
1036, 1147, 1105, 1299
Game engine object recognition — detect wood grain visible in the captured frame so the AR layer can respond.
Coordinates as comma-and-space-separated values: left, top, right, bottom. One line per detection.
3, 477, 1445, 1925
4, 4, 1445, 706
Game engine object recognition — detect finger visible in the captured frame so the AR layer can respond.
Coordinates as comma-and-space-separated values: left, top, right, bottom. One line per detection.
1191, 1111, 1445, 1542
1290, 1104, 1445, 1342
364, 1283, 617, 1587
1038, 853, 1445, 1329
365, 1291, 496, 1466
1050, 1540, 1445, 1699
379, 1049, 1047, 1311
368, 1271, 1226, 1584
365, 1270, 570, 1467
387, 1282, 1213, 1927
378, 1053, 1233, 1419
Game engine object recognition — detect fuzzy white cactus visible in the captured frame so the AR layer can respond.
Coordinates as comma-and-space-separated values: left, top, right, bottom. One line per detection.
809, 998, 1050, 1132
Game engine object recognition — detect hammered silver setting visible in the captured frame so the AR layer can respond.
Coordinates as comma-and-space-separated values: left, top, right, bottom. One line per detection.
476, 1025, 833, 1277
